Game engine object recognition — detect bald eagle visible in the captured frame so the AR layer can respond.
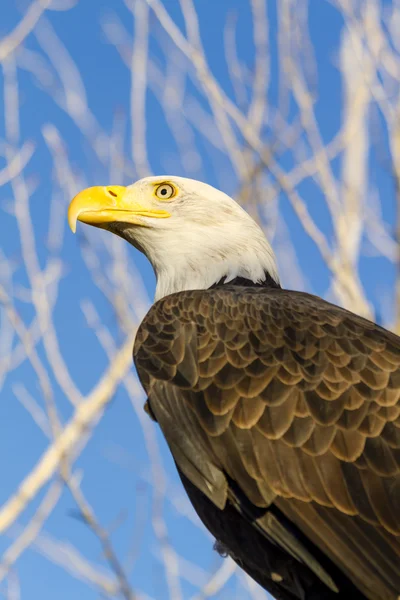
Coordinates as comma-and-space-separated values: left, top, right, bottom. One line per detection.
68, 176, 400, 600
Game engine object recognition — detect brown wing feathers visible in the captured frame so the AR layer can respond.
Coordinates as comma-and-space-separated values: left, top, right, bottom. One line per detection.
134, 287, 400, 600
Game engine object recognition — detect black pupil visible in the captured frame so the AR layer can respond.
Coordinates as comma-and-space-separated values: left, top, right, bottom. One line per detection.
161, 188, 168, 195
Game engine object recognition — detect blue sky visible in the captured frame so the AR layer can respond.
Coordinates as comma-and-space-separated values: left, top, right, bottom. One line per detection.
0, 1, 397, 599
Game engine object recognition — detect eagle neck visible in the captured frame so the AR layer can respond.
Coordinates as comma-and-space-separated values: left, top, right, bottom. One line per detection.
211, 272, 281, 289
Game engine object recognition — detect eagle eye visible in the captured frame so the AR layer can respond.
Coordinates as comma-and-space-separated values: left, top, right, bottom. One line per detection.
155, 183, 176, 200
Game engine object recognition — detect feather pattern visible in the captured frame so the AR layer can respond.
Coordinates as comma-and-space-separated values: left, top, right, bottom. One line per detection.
134, 286, 400, 600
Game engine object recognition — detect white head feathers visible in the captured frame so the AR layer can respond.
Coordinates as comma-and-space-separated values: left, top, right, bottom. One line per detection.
119, 176, 279, 300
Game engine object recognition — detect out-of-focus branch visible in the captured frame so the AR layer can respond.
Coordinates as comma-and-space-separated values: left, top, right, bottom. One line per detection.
0, 142, 35, 187
0, 336, 134, 536
64, 471, 136, 600
331, 15, 372, 316
223, 14, 248, 110
190, 559, 237, 600
13, 384, 51, 438
0, 480, 63, 584
0, 0, 53, 63
0, 284, 54, 418
129, 0, 151, 177
3, 56, 82, 407
31, 530, 118, 594
248, 0, 269, 135
178, 0, 250, 180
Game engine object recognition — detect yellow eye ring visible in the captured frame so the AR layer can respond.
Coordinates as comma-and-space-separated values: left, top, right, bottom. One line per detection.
154, 183, 176, 200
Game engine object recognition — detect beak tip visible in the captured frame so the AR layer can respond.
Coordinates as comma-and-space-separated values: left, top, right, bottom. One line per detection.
67, 211, 77, 233
67, 185, 129, 234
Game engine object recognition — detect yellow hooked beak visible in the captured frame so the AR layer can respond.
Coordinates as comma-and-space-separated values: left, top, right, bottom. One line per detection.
68, 185, 171, 233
